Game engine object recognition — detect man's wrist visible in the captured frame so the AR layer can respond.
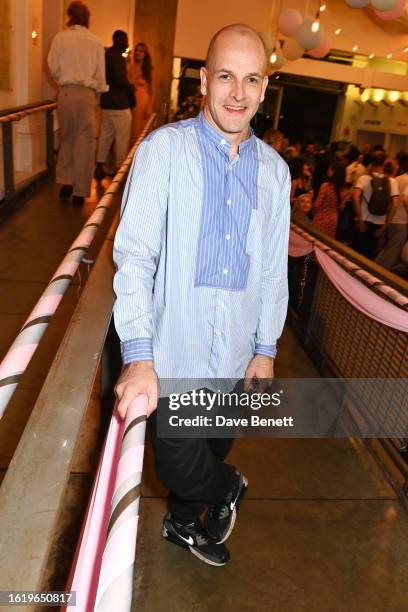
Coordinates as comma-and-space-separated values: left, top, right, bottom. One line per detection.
121, 337, 153, 364
254, 343, 277, 359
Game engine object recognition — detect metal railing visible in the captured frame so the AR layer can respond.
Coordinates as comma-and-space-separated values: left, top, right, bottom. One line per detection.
0, 100, 56, 204
288, 219, 408, 493
0, 117, 156, 607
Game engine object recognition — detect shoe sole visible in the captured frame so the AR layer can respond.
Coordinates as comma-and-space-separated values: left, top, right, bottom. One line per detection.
162, 526, 228, 567
216, 475, 248, 545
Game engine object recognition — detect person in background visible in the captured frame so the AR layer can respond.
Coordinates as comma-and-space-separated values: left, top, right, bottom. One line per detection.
345, 146, 366, 187
262, 128, 284, 156
376, 153, 408, 274
48, 1, 107, 206
353, 152, 399, 259
127, 42, 154, 142
94, 30, 135, 179
302, 142, 316, 172
312, 162, 348, 238
289, 157, 313, 207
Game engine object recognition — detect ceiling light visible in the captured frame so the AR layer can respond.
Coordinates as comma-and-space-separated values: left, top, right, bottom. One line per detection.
320, 4, 326, 11
311, 20, 320, 33
270, 51, 277, 63
335, 28, 341, 35
386, 53, 392, 59
369, 53, 374, 59
353, 45, 358, 52
404, 47, 408, 53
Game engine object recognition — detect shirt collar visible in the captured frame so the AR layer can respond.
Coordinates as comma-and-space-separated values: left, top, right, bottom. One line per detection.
196, 112, 255, 156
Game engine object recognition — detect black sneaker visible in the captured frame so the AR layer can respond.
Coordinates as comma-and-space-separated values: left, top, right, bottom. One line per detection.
204, 471, 248, 544
59, 185, 73, 199
162, 513, 230, 567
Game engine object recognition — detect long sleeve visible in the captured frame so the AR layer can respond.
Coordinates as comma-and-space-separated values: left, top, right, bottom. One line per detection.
47, 35, 61, 84
255, 165, 291, 354
113, 132, 170, 364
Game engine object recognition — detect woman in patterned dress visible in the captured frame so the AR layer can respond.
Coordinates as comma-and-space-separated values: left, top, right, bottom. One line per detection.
312, 162, 349, 238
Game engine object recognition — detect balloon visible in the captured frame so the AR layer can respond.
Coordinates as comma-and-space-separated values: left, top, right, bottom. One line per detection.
267, 49, 286, 72
374, 0, 405, 19
371, 0, 398, 9
307, 35, 331, 58
345, 0, 369, 6
283, 37, 305, 61
278, 9, 303, 36
297, 17, 324, 50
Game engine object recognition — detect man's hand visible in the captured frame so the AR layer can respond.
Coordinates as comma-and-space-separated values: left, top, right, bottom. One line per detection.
356, 220, 367, 232
244, 354, 274, 393
115, 360, 159, 420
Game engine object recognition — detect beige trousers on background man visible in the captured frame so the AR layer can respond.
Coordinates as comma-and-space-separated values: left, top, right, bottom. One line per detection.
56, 85, 97, 198
96, 109, 132, 169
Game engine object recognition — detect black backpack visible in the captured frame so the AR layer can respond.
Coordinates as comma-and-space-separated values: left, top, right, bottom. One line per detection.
365, 175, 391, 216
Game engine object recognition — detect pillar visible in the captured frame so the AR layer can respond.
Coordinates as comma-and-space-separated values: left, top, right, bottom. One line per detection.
133, 0, 178, 125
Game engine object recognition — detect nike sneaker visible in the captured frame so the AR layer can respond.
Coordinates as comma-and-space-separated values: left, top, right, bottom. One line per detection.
162, 513, 230, 567
204, 471, 248, 544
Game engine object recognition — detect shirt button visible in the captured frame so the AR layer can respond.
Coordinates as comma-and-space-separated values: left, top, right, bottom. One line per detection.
226, 234, 231, 240
226, 199, 231, 205
223, 268, 228, 275
215, 330, 222, 336
220, 139, 226, 145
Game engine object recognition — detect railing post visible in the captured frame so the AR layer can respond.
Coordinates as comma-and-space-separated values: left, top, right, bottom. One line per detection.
2, 120, 15, 201
45, 108, 54, 169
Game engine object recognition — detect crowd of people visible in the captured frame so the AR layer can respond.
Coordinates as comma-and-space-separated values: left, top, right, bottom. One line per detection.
263, 128, 408, 278
47, 1, 154, 205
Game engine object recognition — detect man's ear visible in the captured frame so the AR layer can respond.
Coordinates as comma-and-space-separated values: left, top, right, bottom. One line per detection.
200, 66, 208, 96
260, 74, 269, 103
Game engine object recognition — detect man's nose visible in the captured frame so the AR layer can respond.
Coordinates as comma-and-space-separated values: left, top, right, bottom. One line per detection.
230, 81, 244, 101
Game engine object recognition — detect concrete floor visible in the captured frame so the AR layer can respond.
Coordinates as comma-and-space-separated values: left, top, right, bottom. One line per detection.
1, 178, 408, 611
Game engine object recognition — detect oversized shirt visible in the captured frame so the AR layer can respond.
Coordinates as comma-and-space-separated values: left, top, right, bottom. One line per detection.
113, 113, 290, 388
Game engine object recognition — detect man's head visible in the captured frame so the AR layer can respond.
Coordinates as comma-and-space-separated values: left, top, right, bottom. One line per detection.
67, 1, 90, 28
113, 30, 128, 52
262, 128, 284, 151
200, 24, 268, 140
371, 151, 386, 170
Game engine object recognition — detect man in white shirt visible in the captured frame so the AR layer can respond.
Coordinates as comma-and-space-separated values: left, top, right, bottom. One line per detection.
376, 154, 408, 273
352, 152, 399, 259
345, 146, 367, 187
48, 1, 108, 205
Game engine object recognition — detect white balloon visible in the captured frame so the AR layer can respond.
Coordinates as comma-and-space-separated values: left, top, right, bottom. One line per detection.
345, 0, 369, 7
283, 37, 305, 61
371, 0, 398, 9
297, 17, 324, 51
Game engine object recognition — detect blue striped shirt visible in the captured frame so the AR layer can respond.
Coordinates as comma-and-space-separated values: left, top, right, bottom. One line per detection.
113, 113, 290, 383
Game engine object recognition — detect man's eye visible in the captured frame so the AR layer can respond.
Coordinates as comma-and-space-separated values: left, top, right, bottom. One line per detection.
219, 74, 230, 80
248, 77, 259, 85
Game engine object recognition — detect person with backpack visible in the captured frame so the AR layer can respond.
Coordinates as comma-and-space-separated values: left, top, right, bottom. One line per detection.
352, 152, 399, 259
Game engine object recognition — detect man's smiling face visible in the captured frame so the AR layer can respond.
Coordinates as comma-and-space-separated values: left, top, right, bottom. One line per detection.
200, 28, 268, 141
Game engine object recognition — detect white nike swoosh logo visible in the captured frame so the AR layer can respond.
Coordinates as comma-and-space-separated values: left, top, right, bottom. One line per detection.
178, 533, 194, 545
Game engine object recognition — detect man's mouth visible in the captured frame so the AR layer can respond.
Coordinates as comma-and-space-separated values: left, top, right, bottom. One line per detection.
224, 105, 246, 113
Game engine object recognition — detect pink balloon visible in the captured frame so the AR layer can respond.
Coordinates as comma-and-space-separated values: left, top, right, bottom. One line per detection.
307, 35, 331, 58
278, 8, 303, 36
374, 0, 405, 20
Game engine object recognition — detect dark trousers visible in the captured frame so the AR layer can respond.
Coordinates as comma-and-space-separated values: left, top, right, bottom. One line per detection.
149, 395, 236, 523
353, 221, 383, 260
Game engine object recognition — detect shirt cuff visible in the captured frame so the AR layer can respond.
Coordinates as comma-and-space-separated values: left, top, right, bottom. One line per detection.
121, 338, 153, 365
254, 343, 277, 359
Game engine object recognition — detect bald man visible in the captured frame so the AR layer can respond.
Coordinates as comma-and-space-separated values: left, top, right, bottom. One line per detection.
113, 24, 290, 566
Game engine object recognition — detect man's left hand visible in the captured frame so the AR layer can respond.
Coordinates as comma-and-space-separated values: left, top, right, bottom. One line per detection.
244, 354, 274, 393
